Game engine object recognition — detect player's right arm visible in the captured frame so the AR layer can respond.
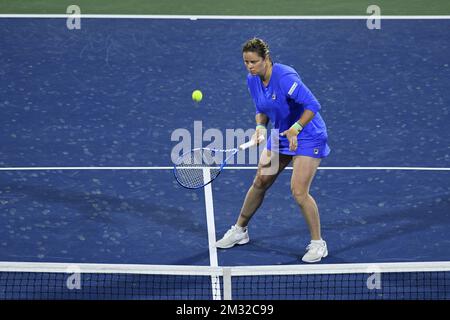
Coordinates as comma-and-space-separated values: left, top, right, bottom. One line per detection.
254, 113, 268, 144
247, 75, 268, 144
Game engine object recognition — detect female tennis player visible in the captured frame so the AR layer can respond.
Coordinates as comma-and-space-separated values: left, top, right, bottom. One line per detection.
215, 38, 331, 263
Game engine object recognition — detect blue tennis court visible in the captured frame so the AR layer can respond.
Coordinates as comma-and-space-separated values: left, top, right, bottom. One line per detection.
0, 17, 449, 299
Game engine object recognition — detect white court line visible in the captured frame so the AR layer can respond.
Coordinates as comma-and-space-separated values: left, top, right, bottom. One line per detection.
202, 168, 221, 300
0, 166, 449, 171
0, 14, 449, 20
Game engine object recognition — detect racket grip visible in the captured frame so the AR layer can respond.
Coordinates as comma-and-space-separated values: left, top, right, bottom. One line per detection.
239, 135, 265, 150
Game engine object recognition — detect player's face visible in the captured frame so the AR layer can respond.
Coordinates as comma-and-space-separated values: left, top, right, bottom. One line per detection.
243, 51, 267, 76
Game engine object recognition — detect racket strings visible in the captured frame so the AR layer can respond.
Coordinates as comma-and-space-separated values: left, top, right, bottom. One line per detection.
174, 149, 223, 189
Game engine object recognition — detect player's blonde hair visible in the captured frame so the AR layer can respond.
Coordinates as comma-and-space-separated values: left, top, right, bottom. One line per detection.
242, 38, 272, 63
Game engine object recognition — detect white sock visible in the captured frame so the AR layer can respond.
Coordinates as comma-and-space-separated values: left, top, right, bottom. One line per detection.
311, 239, 324, 244
235, 224, 246, 231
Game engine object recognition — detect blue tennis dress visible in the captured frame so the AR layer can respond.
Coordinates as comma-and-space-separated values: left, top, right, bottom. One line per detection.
247, 63, 331, 158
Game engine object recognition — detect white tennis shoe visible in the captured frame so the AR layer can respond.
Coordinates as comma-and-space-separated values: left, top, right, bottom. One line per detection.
302, 239, 328, 263
215, 225, 249, 249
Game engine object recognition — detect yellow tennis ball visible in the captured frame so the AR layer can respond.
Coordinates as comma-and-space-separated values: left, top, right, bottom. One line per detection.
192, 90, 203, 102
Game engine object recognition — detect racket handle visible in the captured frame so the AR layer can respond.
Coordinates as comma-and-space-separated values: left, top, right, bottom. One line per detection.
239, 135, 265, 150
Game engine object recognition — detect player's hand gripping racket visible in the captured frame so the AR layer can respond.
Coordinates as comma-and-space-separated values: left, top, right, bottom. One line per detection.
173, 136, 265, 189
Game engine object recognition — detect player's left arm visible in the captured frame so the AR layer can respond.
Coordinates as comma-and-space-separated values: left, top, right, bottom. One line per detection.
280, 74, 321, 150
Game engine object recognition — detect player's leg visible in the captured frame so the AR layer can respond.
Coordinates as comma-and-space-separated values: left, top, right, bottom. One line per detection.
291, 155, 322, 239
236, 149, 292, 227
215, 150, 291, 249
291, 155, 327, 262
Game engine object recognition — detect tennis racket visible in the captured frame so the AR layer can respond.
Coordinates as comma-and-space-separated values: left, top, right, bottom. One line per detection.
173, 136, 265, 189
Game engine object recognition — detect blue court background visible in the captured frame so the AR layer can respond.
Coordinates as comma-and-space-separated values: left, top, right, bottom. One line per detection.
0, 18, 449, 266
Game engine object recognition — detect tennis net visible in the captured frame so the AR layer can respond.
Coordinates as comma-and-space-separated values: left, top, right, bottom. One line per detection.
0, 261, 449, 300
